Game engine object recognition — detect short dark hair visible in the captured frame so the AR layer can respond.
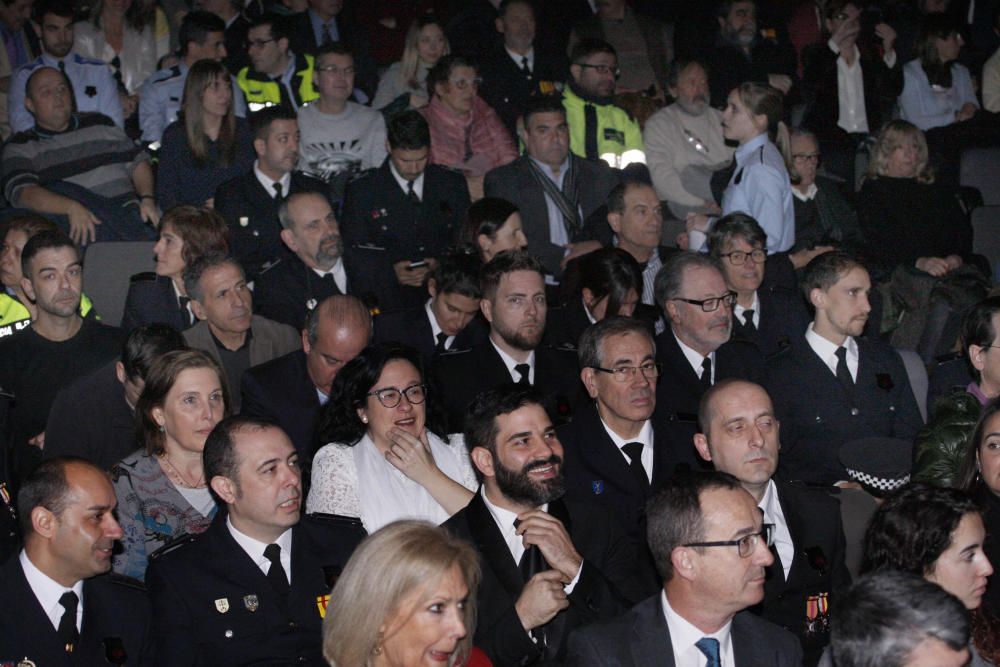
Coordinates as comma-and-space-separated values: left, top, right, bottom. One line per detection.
249, 105, 298, 142
179, 10, 226, 56
831, 571, 969, 667
20, 229, 77, 278
961, 296, 1000, 382
250, 13, 290, 43
521, 94, 566, 129
461, 197, 520, 246
480, 249, 544, 301
120, 323, 187, 381
570, 37, 616, 64
646, 471, 743, 582
800, 250, 866, 302
33, 0, 74, 23
159, 205, 229, 267
203, 415, 278, 493
430, 247, 482, 300
17, 457, 97, 536
577, 315, 654, 370
652, 251, 722, 310
183, 253, 243, 303
315, 41, 353, 60
716, 0, 755, 20
387, 109, 431, 151
464, 384, 546, 468
706, 212, 767, 256
606, 180, 653, 215
426, 54, 477, 97
861, 483, 980, 578
569, 247, 642, 323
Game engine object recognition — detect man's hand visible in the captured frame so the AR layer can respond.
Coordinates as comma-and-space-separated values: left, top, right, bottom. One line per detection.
916, 256, 951, 277
956, 103, 977, 122
516, 510, 584, 582
875, 22, 897, 53
515, 570, 570, 631
701, 200, 722, 215
139, 198, 160, 227
767, 74, 793, 95
28, 431, 45, 450
830, 15, 860, 52
560, 240, 601, 269
393, 259, 431, 287
67, 201, 101, 245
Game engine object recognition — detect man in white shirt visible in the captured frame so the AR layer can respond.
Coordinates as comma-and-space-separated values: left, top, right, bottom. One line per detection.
567, 471, 803, 666
694, 378, 851, 665
444, 385, 646, 666
0, 457, 151, 664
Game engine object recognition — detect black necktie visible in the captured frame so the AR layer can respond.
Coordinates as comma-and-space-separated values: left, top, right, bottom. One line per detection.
521, 56, 532, 78
514, 363, 531, 385
621, 441, 650, 489
406, 180, 420, 204
435, 331, 449, 352
835, 346, 854, 395
514, 518, 549, 644
273, 181, 283, 200
700, 356, 712, 391
264, 543, 289, 596
178, 295, 192, 327
742, 309, 757, 333
584, 103, 599, 160
57, 591, 79, 653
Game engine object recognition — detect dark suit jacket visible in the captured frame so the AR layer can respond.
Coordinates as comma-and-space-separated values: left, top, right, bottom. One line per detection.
121, 273, 192, 333
484, 154, 619, 277
253, 249, 401, 329
0, 557, 152, 666
223, 14, 250, 75
478, 46, 567, 136
214, 170, 328, 281
145, 511, 364, 666
240, 350, 319, 458
730, 285, 810, 359
704, 35, 799, 108
43, 361, 137, 470
566, 593, 803, 666
443, 493, 642, 666
432, 341, 581, 432
654, 331, 767, 469
285, 9, 378, 97
374, 305, 487, 365
758, 480, 851, 667
767, 336, 924, 484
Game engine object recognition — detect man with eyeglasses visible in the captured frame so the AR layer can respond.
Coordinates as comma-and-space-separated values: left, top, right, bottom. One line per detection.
560, 316, 679, 590
652, 251, 767, 470
766, 250, 922, 485
706, 212, 809, 358
237, 13, 319, 113
296, 42, 385, 202
567, 471, 802, 666
694, 379, 851, 666
563, 38, 645, 170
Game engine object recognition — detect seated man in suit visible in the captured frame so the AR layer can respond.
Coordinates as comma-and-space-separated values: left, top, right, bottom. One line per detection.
767, 251, 923, 485
145, 416, 365, 666
0, 457, 150, 665
374, 246, 486, 364
215, 106, 327, 281
241, 294, 371, 456
484, 94, 618, 282
341, 109, 471, 307
707, 213, 810, 358
433, 250, 580, 431
444, 385, 643, 666
254, 190, 398, 329
567, 471, 803, 666
182, 254, 301, 412
653, 251, 766, 469
694, 379, 850, 665
44, 323, 187, 470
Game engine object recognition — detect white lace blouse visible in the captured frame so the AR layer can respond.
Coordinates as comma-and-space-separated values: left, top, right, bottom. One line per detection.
306, 431, 478, 533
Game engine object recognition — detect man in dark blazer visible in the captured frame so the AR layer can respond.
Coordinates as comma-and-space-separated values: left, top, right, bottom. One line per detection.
373, 247, 486, 365
707, 213, 810, 358
341, 110, 471, 308
0, 458, 151, 666
767, 251, 923, 485
145, 416, 365, 666
566, 471, 803, 666
653, 251, 767, 469
478, 0, 567, 136
254, 191, 400, 329
444, 386, 644, 667
433, 251, 580, 432
484, 94, 619, 280
241, 294, 371, 457
285, 0, 377, 97
694, 379, 851, 666
215, 106, 327, 281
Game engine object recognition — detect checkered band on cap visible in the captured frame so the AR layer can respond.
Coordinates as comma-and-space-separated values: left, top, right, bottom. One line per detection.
846, 468, 910, 492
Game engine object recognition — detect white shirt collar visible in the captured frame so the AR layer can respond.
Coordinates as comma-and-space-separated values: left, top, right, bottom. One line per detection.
253, 160, 292, 198
582, 295, 597, 324
528, 155, 569, 186
601, 416, 653, 450
758, 479, 794, 580
505, 45, 534, 71
226, 515, 293, 581
673, 331, 715, 382
733, 291, 760, 327
388, 160, 425, 199
20, 550, 84, 632
661, 590, 734, 666
424, 298, 455, 349
805, 322, 859, 376
480, 486, 549, 565
311, 259, 347, 293
792, 183, 819, 202
490, 339, 536, 384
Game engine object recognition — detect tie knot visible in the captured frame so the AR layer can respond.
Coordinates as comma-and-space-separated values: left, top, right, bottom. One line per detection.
59, 590, 78, 612
743, 308, 755, 323
695, 637, 721, 667
273, 182, 283, 199
622, 441, 644, 462
835, 346, 848, 362
514, 363, 531, 385
264, 543, 281, 564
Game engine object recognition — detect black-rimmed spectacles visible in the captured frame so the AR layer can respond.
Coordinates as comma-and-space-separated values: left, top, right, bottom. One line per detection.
684, 523, 774, 558
366, 384, 428, 408
589, 363, 661, 383
671, 291, 737, 312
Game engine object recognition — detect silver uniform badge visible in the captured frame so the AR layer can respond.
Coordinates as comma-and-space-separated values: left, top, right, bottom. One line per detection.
244, 594, 259, 612
214, 598, 230, 613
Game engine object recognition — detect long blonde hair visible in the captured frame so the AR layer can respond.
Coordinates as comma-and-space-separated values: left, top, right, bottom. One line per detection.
736, 81, 791, 164
182, 60, 237, 166
867, 119, 935, 184
323, 521, 480, 667
400, 15, 449, 91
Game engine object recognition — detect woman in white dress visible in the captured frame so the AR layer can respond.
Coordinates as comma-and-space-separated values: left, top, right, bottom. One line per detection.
307, 343, 476, 532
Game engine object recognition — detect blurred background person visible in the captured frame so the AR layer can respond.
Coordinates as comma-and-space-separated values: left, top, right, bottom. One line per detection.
959, 398, 1000, 622
459, 196, 526, 262
373, 14, 448, 112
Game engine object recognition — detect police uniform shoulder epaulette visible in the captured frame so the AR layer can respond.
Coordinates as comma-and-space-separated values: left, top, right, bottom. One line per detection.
351, 242, 386, 252
152, 65, 183, 84
148, 533, 199, 561
104, 572, 147, 592
130, 271, 158, 283
352, 167, 378, 181
72, 53, 110, 67
257, 259, 285, 276
437, 347, 471, 357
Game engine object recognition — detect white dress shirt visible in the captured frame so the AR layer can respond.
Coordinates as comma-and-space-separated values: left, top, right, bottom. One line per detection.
426, 298, 455, 350
311, 260, 348, 293
805, 322, 859, 382
20, 550, 84, 632
600, 416, 654, 482
758, 479, 794, 580
527, 155, 573, 250
253, 159, 292, 198
227, 516, 293, 584
733, 291, 760, 330
661, 591, 734, 666
674, 332, 715, 384
389, 160, 425, 199
505, 46, 534, 74
792, 183, 819, 202
827, 40, 897, 135
491, 339, 536, 384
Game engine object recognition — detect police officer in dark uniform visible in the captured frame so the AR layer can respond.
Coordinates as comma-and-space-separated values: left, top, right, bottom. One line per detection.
145, 416, 364, 666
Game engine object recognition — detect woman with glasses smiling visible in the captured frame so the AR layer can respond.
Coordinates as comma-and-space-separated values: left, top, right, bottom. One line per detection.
308, 343, 477, 532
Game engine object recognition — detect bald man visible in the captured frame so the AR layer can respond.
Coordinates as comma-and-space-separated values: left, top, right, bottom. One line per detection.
240, 294, 372, 455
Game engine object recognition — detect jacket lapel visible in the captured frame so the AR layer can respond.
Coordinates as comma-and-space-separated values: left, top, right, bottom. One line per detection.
575, 404, 643, 498
631, 596, 675, 667
465, 493, 523, 599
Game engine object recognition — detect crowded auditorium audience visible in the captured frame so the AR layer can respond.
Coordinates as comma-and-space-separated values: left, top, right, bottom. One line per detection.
6, 0, 1000, 664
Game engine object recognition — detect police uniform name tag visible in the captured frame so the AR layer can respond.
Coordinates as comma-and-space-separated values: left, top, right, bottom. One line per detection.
215, 598, 229, 613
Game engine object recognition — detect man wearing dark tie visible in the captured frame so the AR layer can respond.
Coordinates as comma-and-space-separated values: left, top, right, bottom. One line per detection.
0, 457, 151, 665
444, 385, 643, 666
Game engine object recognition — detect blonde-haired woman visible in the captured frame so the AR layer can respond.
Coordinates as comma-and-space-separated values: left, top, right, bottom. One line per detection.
372, 15, 448, 111
323, 521, 482, 667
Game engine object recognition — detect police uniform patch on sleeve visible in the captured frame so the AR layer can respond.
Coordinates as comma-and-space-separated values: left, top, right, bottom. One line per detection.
603, 128, 625, 145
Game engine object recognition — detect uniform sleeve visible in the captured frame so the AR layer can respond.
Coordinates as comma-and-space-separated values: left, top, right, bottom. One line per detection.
138, 77, 164, 143
743, 164, 792, 253
145, 560, 199, 665
97, 65, 126, 127
898, 65, 951, 130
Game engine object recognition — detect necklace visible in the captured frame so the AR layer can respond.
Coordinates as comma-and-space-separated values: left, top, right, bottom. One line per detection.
159, 453, 206, 489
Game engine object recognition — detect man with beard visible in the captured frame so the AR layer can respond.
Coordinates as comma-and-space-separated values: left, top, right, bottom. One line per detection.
767, 251, 922, 484
433, 250, 580, 432
644, 60, 735, 221
703, 0, 798, 108
146, 416, 364, 666
694, 379, 851, 666
444, 385, 646, 667
254, 191, 399, 328
0, 231, 124, 484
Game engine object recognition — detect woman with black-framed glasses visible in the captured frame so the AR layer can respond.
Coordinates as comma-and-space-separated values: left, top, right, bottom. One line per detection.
307, 343, 476, 532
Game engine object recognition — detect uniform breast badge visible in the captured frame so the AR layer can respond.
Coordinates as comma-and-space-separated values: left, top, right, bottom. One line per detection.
214, 598, 230, 613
